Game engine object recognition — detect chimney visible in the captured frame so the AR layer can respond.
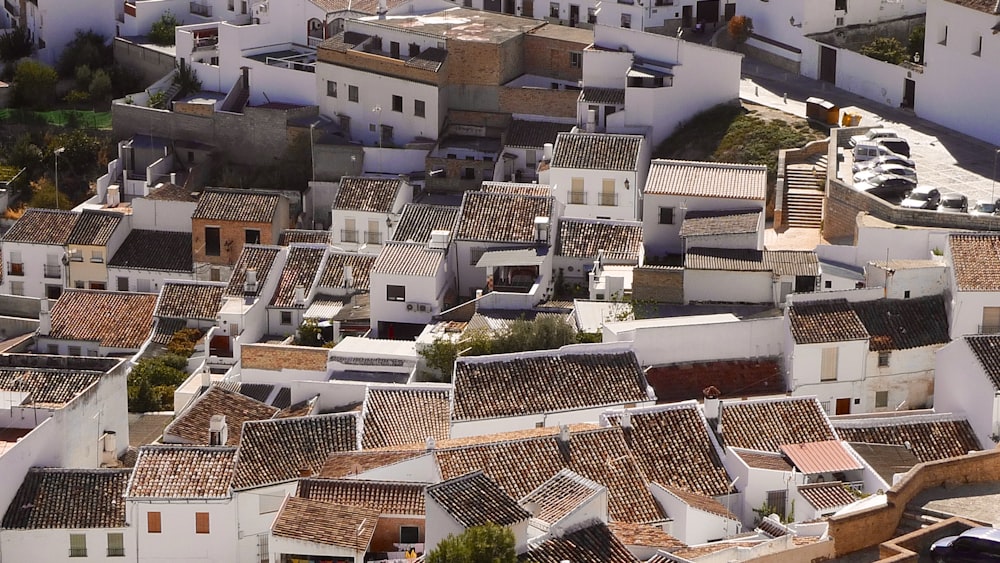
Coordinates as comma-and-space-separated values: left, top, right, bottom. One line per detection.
209, 414, 228, 446
543, 143, 554, 161
342, 265, 354, 288
620, 411, 632, 429
586, 109, 597, 133
428, 230, 450, 251
107, 185, 120, 207
38, 299, 51, 336
377, 0, 387, 18
241, 66, 250, 90
244, 268, 258, 294
100, 431, 118, 467
702, 385, 721, 419
294, 284, 306, 306
426, 436, 436, 451
558, 424, 570, 443
475, 289, 483, 299
201, 368, 211, 389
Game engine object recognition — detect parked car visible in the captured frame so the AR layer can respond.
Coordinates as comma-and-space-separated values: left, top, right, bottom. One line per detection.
854, 164, 917, 184
877, 138, 911, 157
854, 175, 917, 204
971, 199, 1000, 216
849, 127, 900, 148
852, 154, 916, 173
900, 186, 940, 210
939, 193, 969, 213
930, 526, 1000, 562
853, 141, 911, 163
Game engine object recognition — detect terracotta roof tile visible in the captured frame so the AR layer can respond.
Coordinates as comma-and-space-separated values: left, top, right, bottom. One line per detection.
605, 404, 731, 496
481, 181, 553, 197
680, 209, 761, 237
850, 296, 950, 351
145, 183, 198, 201
943, 0, 1000, 15
234, 413, 359, 489
797, 482, 859, 510
279, 229, 332, 245
392, 204, 460, 243
361, 386, 451, 449
371, 241, 445, 277
453, 351, 650, 421
193, 188, 282, 223
846, 442, 920, 483
1, 468, 130, 529
607, 521, 684, 550
2, 209, 78, 244
127, 446, 236, 498
269, 245, 326, 307
319, 451, 425, 478
645, 358, 785, 404
779, 440, 864, 474
833, 413, 982, 462
66, 210, 123, 246
949, 234, 1000, 291
788, 299, 868, 345
108, 230, 193, 272
47, 290, 157, 349
733, 449, 794, 472
427, 471, 530, 527
556, 218, 642, 262
551, 132, 643, 171
456, 190, 553, 243
719, 397, 836, 453
225, 245, 282, 296
318, 251, 376, 290
0, 368, 101, 408
660, 484, 737, 519
685, 248, 820, 276
297, 478, 426, 514
580, 87, 626, 105
334, 176, 405, 213
646, 160, 767, 200
525, 522, 641, 563
272, 496, 378, 549
521, 469, 603, 524
155, 281, 225, 320
163, 385, 278, 445
504, 119, 574, 149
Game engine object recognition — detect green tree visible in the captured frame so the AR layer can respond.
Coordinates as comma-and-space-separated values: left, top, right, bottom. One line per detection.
167, 328, 203, 357
12, 59, 58, 109
26, 177, 72, 210
173, 60, 202, 98
425, 523, 516, 563
908, 25, 925, 63
727, 15, 753, 44
127, 354, 189, 412
0, 27, 33, 64
74, 65, 93, 90
149, 11, 179, 46
88, 68, 112, 102
57, 30, 112, 77
295, 318, 325, 347
860, 36, 907, 65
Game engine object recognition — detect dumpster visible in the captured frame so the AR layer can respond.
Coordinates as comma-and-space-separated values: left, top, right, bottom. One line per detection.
806, 97, 840, 125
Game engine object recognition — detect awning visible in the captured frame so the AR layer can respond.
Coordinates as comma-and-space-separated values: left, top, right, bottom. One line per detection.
627, 65, 671, 79
476, 248, 547, 268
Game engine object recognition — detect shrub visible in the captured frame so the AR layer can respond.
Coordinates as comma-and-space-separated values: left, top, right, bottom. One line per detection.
57, 30, 111, 77
74, 65, 93, 90
728, 15, 753, 44
425, 524, 516, 563
148, 90, 167, 109
88, 69, 113, 102
12, 60, 58, 109
64, 90, 91, 104
127, 354, 189, 412
860, 36, 907, 65
295, 318, 324, 346
167, 328, 203, 357
908, 25, 925, 62
149, 11, 179, 46
0, 27, 32, 64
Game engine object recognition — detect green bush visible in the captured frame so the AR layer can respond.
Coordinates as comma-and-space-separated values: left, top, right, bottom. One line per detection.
860, 36, 907, 65
149, 11, 179, 46
425, 524, 516, 563
88, 69, 112, 102
908, 25, 924, 62
74, 65, 93, 90
148, 91, 167, 109
167, 328, 203, 357
127, 354, 190, 412
12, 60, 58, 109
57, 30, 112, 77
0, 27, 32, 64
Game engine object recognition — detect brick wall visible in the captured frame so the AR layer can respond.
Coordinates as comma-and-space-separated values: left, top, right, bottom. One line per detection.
523, 34, 586, 82
499, 87, 577, 117
192, 219, 283, 265
631, 266, 683, 303
241, 343, 329, 372
317, 48, 444, 86
370, 516, 425, 553
114, 38, 176, 86
447, 41, 504, 85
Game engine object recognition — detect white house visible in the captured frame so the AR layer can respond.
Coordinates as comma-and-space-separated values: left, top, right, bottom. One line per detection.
130, 183, 199, 233
8, 0, 115, 65
331, 176, 411, 251
264, 244, 328, 337
107, 230, 195, 293
945, 233, 1000, 339
864, 259, 948, 300
495, 119, 573, 184
425, 471, 531, 553
554, 217, 643, 290
37, 290, 158, 357
369, 237, 451, 338
1, 209, 79, 299
935, 335, 1000, 448
684, 248, 819, 305
213, 244, 286, 361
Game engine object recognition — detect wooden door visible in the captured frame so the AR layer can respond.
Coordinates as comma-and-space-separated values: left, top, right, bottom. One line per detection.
835, 398, 851, 415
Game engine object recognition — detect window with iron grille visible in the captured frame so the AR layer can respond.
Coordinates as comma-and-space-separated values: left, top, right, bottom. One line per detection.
765, 490, 786, 519
69, 534, 87, 557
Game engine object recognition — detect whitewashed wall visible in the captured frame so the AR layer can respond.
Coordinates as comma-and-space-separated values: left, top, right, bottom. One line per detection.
934, 339, 998, 448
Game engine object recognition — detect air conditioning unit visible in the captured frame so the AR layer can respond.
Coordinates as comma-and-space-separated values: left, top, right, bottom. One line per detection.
418, 304, 428, 312
406, 303, 415, 311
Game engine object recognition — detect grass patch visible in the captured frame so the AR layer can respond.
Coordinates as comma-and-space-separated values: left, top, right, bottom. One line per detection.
0, 108, 111, 129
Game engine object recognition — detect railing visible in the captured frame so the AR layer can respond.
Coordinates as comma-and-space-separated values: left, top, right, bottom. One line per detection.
193, 35, 218, 50
69, 548, 87, 557
43, 264, 60, 278
569, 192, 586, 205
190, 1, 212, 16
365, 231, 382, 245
341, 229, 358, 243
980, 324, 1000, 335
7, 263, 23, 276
308, 35, 324, 47
107, 547, 125, 557
599, 192, 618, 206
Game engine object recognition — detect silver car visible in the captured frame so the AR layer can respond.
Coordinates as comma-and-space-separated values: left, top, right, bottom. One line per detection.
852, 154, 915, 174
854, 164, 917, 184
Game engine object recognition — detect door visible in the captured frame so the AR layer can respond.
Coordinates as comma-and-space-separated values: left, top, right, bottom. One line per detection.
903, 78, 915, 109
503, 0, 515, 14
682, 5, 693, 28
569, 4, 579, 26
484, 0, 501, 12
696, 0, 719, 24
835, 398, 851, 415
820, 46, 837, 85
522, 0, 533, 16
724, 2, 735, 20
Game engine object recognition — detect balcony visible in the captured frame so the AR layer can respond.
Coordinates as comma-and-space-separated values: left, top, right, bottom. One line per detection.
7, 262, 23, 276
107, 547, 125, 557
5, 0, 18, 18
365, 231, 382, 245
599, 192, 618, 206
123, 1, 136, 17
43, 264, 60, 278
341, 229, 358, 244
569, 192, 586, 205
190, 1, 212, 16
194, 35, 219, 50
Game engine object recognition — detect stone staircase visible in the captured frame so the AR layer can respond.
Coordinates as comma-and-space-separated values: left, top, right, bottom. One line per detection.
896, 505, 950, 536
784, 154, 828, 229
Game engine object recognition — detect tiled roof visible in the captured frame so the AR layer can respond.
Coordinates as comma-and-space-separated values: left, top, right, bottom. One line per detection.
2, 209, 78, 244
605, 404, 731, 496
521, 469, 603, 524
685, 248, 820, 276
297, 478, 426, 514
504, 119, 574, 149
108, 230, 193, 272
556, 218, 642, 262
943, 0, 1000, 15
225, 245, 282, 296
850, 295, 949, 351
524, 522, 641, 563
481, 182, 552, 197
405, 47, 448, 72
391, 204, 459, 243
273, 387, 292, 409
371, 241, 445, 277
239, 383, 274, 403
127, 446, 236, 498
269, 245, 326, 308
0, 368, 101, 408
427, 471, 530, 527
66, 210, 122, 246
550, 132, 643, 171
679, 209, 761, 237
163, 385, 278, 445
47, 290, 157, 349
847, 442, 920, 484
949, 234, 1000, 291
797, 482, 858, 510
833, 413, 981, 462
1, 468, 130, 529
334, 176, 404, 213
456, 190, 553, 243
580, 87, 626, 105
733, 449, 794, 472
719, 397, 836, 453
361, 387, 451, 449
192, 188, 281, 223
787, 299, 869, 345
279, 229, 332, 245
607, 522, 684, 549
434, 426, 664, 522
453, 351, 650, 421
319, 30, 370, 51
967, 334, 1000, 390
660, 484, 737, 519
645, 358, 785, 404
319, 451, 424, 478
272, 496, 378, 549
646, 160, 767, 200
150, 318, 187, 345
234, 413, 358, 489
780, 440, 864, 474
145, 183, 198, 201
155, 281, 225, 320
318, 251, 375, 290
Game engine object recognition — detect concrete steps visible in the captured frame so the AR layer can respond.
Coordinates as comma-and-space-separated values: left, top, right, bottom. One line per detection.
783, 155, 828, 228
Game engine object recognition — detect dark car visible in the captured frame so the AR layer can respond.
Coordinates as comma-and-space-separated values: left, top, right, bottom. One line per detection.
930, 526, 1000, 562
855, 174, 918, 204
939, 193, 969, 214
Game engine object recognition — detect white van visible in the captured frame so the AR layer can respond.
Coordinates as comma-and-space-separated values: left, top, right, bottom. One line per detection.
853, 142, 903, 163
849, 128, 900, 148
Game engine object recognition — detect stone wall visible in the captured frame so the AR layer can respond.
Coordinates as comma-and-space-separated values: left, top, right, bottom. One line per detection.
241, 343, 329, 372
522, 34, 586, 82
809, 14, 925, 51
631, 266, 683, 303
499, 87, 577, 118
114, 38, 175, 87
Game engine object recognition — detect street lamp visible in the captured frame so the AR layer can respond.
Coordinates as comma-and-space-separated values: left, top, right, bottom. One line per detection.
53, 147, 66, 210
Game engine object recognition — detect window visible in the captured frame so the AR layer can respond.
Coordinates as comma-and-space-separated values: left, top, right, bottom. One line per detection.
117, 277, 129, 291
280, 311, 292, 325
570, 177, 585, 204
90, 250, 103, 263
550, 2, 559, 17
824, 280, 832, 289
462, 167, 476, 180
7, 250, 22, 275
326, 80, 337, 97
107, 532, 125, 557
245, 229, 261, 244
400, 525, 420, 544
834, 0, 846, 10
147, 511, 162, 533
621, 13, 631, 28
196, 512, 210, 534
90, 282, 106, 290
587, 7, 596, 24
210, 268, 221, 282
570, 51, 582, 67
414, 99, 425, 118
392, 94, 403, 112
70, 533, 87, 557
366, 219, 381, 245
600, 179, 616, 206
68, 346, 82, 356
205, 226, 221, 256
343, 218, 358, 243
387, 284, 406, 302
875, 390, 889, 408
820, 347, 838, 381
46, 285, 62, 299
982, 307, 1000, 334
348, 84, 359, 102
241, 0, 247, 14
10, 281, 23, 296
75, 281, 85, 289
390, 41, 400, 58
878, 351, 891, 367
257, 533, 270, 563
658, 207, 674, 225
228, 0, 234, 9
904, 290, 911, 299
47, 344, 59, 354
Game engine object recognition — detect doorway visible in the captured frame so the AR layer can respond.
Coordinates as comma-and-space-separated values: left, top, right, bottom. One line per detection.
903, 78, 915, 109
522, 0, 533, 16
696, 0, 719, 24
820, 46, 837, 85
682, 5, 693, 28
569, 4, 579, 26
724, 2, 735, 21
835, 398, 851, 415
